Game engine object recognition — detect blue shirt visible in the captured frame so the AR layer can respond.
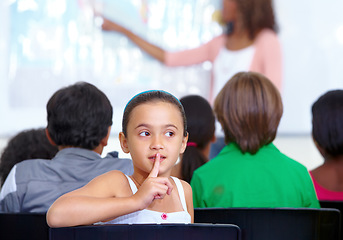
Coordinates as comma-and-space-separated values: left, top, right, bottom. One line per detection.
0, 148, 133, 213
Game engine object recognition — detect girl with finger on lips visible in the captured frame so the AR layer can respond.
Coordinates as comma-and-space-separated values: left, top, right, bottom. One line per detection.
47, 90, 193, 227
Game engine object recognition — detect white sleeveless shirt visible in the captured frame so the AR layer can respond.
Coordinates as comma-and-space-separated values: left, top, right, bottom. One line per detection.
95, 175, 191, 224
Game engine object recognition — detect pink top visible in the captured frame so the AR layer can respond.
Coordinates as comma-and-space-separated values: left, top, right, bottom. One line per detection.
309, 171, 343, 201
165, 29, 282, 100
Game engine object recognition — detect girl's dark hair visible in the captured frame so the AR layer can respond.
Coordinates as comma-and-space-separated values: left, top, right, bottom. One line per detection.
214, 71, 283, 154
122, 90, 187, 137
236, 0, 278, 39
180, 95, 215, 183
312, 90, 343, 158
46, 82, 113, 150
0, 128, 58, 186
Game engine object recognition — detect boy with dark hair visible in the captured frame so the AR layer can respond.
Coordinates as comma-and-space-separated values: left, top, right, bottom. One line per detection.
0, 82, 133, 213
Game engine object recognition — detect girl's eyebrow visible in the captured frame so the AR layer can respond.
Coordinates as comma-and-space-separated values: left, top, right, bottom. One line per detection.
135, 123, 151, 129
135, 123, 178, 130
165, 124, 178, 130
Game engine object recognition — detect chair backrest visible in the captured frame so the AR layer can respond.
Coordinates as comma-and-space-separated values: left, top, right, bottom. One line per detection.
50, 223, 241, 240
0, 213, 49, 240
320, 201, 343, 213
194, 208, 340, 240
320, 201, 343, 240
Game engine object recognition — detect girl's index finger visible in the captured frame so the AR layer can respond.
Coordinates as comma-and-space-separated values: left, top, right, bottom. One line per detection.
148, 153, 160, 178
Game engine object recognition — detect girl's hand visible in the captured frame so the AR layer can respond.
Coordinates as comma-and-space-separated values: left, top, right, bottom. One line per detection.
133, 153, 173, 209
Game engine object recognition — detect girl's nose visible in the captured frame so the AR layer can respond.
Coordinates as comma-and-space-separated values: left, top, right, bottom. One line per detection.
150, 136, 164, 150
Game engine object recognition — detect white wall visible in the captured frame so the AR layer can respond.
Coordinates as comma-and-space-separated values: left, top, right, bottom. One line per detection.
1, 0, 343, 137
0, 0, 339, 171
275, 0, 343, 134
0, 135, 323, 171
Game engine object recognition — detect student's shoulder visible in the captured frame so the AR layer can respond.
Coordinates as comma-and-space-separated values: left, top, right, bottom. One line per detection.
87, 170, 128, 189
178, 179, 193, 211
87, 170, 131, 194
14, 158, 52, 178
96, 170, 129, 182
178, 179, 192, 195
16, 158, 50, 166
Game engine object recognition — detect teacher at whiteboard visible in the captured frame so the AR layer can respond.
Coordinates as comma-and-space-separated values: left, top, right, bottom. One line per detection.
101, 0, 282, 102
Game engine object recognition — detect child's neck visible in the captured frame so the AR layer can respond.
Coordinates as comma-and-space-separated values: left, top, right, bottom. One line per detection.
130, 175, 143, 188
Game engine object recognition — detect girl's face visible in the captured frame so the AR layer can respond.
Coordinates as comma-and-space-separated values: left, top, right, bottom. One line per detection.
120, 101, 188, 177
222, 0, 237, 23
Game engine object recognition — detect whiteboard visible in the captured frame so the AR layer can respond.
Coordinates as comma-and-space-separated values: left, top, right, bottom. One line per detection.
0, 0, 342, 137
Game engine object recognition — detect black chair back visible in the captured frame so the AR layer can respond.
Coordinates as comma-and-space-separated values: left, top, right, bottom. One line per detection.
194, 207, 340, 240
320, 201, 343, 240
50, 223, 241, 240
0, 213, 49, 240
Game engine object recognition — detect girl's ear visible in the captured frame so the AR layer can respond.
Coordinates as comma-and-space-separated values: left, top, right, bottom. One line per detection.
119, 132, 130, 154
180, 132, 189, 154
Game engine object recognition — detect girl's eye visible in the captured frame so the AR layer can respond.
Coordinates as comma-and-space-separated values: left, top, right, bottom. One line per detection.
165, 131, 174, 137
139, 131, 150, 137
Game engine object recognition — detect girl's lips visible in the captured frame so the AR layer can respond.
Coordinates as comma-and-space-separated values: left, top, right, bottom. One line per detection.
148, 154, 166, 162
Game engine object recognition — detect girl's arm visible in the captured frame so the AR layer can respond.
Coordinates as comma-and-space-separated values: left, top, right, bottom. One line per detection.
46, 171, 140, 227
181, 180, 194, 223
47, 160, 174, 227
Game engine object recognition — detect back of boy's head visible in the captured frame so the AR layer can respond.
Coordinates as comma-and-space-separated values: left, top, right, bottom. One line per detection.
122, 90, 187, 137
46, 82, 113, 150
214, 71, 283, 154
179, 95, 215, 183
312, 90, 343, 158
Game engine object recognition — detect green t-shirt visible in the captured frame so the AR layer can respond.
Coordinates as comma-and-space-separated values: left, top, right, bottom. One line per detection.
191, 143, 320, 208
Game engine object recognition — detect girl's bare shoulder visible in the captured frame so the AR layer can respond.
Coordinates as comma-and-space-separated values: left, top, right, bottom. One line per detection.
179, 179, 192, 195
90, 170, 127, 184
179, 178, 194, 222
83, 170, 132, 197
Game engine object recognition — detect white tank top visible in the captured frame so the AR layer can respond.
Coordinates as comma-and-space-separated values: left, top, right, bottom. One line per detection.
95, 175, 191, 224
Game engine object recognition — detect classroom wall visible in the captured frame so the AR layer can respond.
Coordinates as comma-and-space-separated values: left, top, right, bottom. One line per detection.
1, 0, 342, 137
0, 135, 323, 171
0, 0, 340, 172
